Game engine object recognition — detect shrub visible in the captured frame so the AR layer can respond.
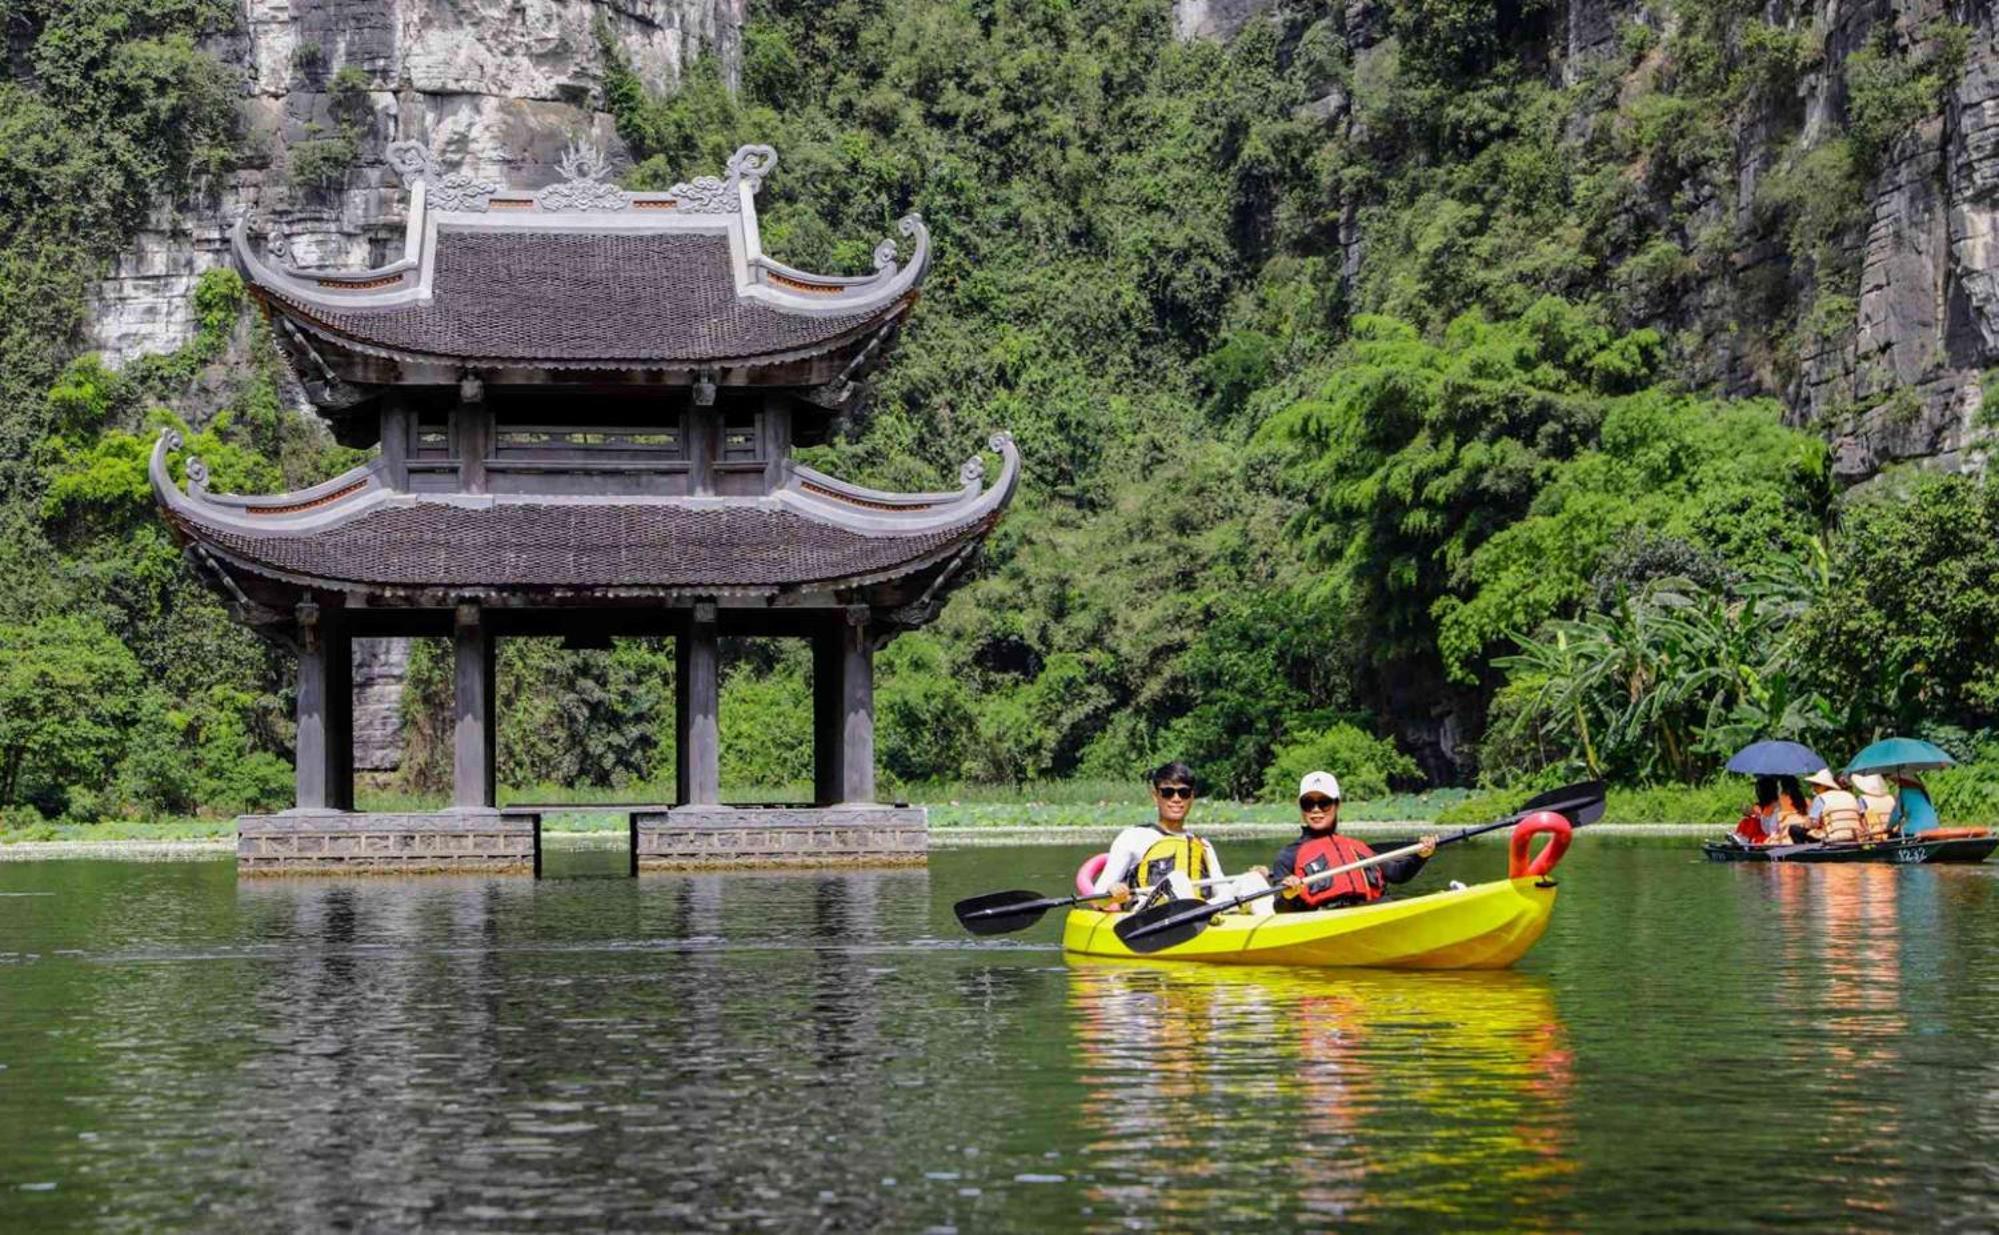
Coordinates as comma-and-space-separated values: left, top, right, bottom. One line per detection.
1260, 723, 1419, 802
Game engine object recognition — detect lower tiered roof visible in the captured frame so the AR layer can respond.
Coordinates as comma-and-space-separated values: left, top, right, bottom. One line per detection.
150, 430, 1018, 604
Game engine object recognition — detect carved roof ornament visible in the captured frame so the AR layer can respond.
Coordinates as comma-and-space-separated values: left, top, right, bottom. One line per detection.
667, 144, 779, 215
386, 140, 497, 211
535, 141, 629, 212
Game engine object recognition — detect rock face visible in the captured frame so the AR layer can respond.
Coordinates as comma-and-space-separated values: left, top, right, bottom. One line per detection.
88, 0, 741, 361
352, 638, 411, 772
1185, 0, 1999, 486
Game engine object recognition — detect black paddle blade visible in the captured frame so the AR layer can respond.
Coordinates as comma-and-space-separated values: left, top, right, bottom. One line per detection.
953, 889, 1057, 936
1112, 897, 1215, 954
1521, 779, 1606, 823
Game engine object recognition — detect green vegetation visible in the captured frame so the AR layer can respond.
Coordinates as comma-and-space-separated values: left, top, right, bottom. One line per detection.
4, 0, 1997, 838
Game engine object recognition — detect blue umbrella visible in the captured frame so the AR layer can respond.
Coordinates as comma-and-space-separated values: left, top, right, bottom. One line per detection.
1725, 740, 1828, 776
1845, 737, 1957, 775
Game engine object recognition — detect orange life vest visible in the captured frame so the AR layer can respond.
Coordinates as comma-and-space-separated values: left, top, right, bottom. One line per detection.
1294, 833, 1384, 908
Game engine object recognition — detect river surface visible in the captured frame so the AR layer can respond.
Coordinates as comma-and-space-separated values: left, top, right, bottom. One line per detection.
4, 837, 1999, 1230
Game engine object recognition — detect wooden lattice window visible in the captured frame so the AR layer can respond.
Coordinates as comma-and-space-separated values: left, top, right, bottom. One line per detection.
413, 415, 452, 460
721, 412, 761, 463
492, 424, 687, 461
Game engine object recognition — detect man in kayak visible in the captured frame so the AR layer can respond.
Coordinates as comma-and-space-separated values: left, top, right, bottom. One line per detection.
1094, 762, 1227, 909
1270, 772, 1436, 912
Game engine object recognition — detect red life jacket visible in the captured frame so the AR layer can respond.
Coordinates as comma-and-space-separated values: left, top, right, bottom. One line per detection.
1294, 833, 1384, 908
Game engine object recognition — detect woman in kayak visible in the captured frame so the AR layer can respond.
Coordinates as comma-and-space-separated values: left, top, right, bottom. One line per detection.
1093, 762, 1227, 910
1269, 771, 1437, 912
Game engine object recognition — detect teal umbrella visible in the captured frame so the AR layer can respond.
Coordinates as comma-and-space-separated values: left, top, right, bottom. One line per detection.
1845, 737, 1957, 775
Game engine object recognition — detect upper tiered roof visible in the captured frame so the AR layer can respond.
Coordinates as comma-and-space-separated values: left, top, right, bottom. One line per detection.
237, 142, 929, 397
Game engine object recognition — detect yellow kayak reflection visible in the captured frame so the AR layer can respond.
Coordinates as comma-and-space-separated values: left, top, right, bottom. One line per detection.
1067, 961, 1577, 1224
1062, 876, 1557, 968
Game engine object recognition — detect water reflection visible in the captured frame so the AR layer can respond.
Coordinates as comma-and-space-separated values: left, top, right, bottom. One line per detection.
18, 847, 1999, 1229
1066, 960, 1575, 1226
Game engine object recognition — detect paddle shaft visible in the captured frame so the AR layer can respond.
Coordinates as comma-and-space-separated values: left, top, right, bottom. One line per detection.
1182, 820, 1498, 919
958, 874, 1232, 923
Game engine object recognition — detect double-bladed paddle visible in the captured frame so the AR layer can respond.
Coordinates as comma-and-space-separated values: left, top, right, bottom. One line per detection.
952, 876, 1232, 936
1110, 780, 1607, 955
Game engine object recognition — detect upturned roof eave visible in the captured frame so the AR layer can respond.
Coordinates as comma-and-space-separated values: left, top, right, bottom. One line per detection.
246, 280, 921, 376
147, 427, 1020, 596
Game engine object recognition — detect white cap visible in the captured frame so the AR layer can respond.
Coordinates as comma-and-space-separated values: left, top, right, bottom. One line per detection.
1851, 773, 1891, 797
1298, 771, 1342, 801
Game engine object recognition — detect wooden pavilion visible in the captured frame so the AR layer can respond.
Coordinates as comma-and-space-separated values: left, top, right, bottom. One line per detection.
150, 141, 1017, 872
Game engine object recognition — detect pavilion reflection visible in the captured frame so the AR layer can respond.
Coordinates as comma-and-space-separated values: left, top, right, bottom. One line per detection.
214, 867, 933, 1227
1065, 960, 1576, 1227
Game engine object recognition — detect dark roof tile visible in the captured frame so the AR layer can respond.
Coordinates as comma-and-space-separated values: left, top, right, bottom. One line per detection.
277, 231, 898, 365
181, 501, 985, 591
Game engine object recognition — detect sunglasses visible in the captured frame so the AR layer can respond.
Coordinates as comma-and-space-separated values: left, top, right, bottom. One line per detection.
1299, 797, 1338, 811
1155, 785, 1195, 800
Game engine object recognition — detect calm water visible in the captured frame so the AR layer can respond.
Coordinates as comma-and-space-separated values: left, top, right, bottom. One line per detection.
5, 838, 1999, 1230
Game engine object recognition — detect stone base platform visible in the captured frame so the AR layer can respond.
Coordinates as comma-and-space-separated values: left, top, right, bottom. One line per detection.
237, 810, 537, 875
633, 805, 928, 871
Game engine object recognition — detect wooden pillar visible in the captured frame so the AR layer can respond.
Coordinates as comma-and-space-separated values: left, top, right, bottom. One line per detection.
327, 619, 354, 811
840, 605, 875, 805
378, 394, 410, 491
453, 602, 496, 809
813, 624, 843, 807
688, 404, 715, 498
455, 375, 490, 495
294, 602, 353, 811
762, 392, 791, 493
676, 602, 720, 805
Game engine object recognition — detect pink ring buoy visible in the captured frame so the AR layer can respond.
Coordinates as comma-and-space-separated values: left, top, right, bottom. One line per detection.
1076, 852, 1110, 896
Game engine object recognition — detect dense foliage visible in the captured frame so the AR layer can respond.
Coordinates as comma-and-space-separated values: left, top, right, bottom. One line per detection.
2, 0, 1991, 827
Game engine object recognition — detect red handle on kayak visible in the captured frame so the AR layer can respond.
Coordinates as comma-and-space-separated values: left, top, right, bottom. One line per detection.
1509, 811, 1573, 878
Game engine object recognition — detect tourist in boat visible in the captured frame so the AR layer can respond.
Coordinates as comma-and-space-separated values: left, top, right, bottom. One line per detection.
1888, 773, 1941, 837
1852, 774, 1898, 838
1093, 762, 1227, 909
1267, 772, 1438, 912
1736, 776, 1807, 844
1803, 769, 1867, 843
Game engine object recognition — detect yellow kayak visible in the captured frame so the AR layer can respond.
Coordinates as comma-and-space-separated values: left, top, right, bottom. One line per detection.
1061, 875, 1557, 970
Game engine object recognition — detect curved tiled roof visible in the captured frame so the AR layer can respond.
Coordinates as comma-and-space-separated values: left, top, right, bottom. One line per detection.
149, 430, 1021, 597
168, 500, 991, 591
264, 230, 902, 367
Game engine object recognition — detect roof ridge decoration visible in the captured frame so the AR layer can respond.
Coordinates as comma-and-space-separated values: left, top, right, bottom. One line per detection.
386, 142, 498, 213
381, 140, 780, 216
535, 142, 629, 212
668, 145, 778, 215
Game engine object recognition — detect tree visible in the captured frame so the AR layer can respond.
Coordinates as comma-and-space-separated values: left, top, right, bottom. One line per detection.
0, 614, 142, 813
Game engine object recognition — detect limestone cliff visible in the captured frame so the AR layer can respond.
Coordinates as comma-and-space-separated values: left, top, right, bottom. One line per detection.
90, 0, 740, 362
1217, 0, 1999, 485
